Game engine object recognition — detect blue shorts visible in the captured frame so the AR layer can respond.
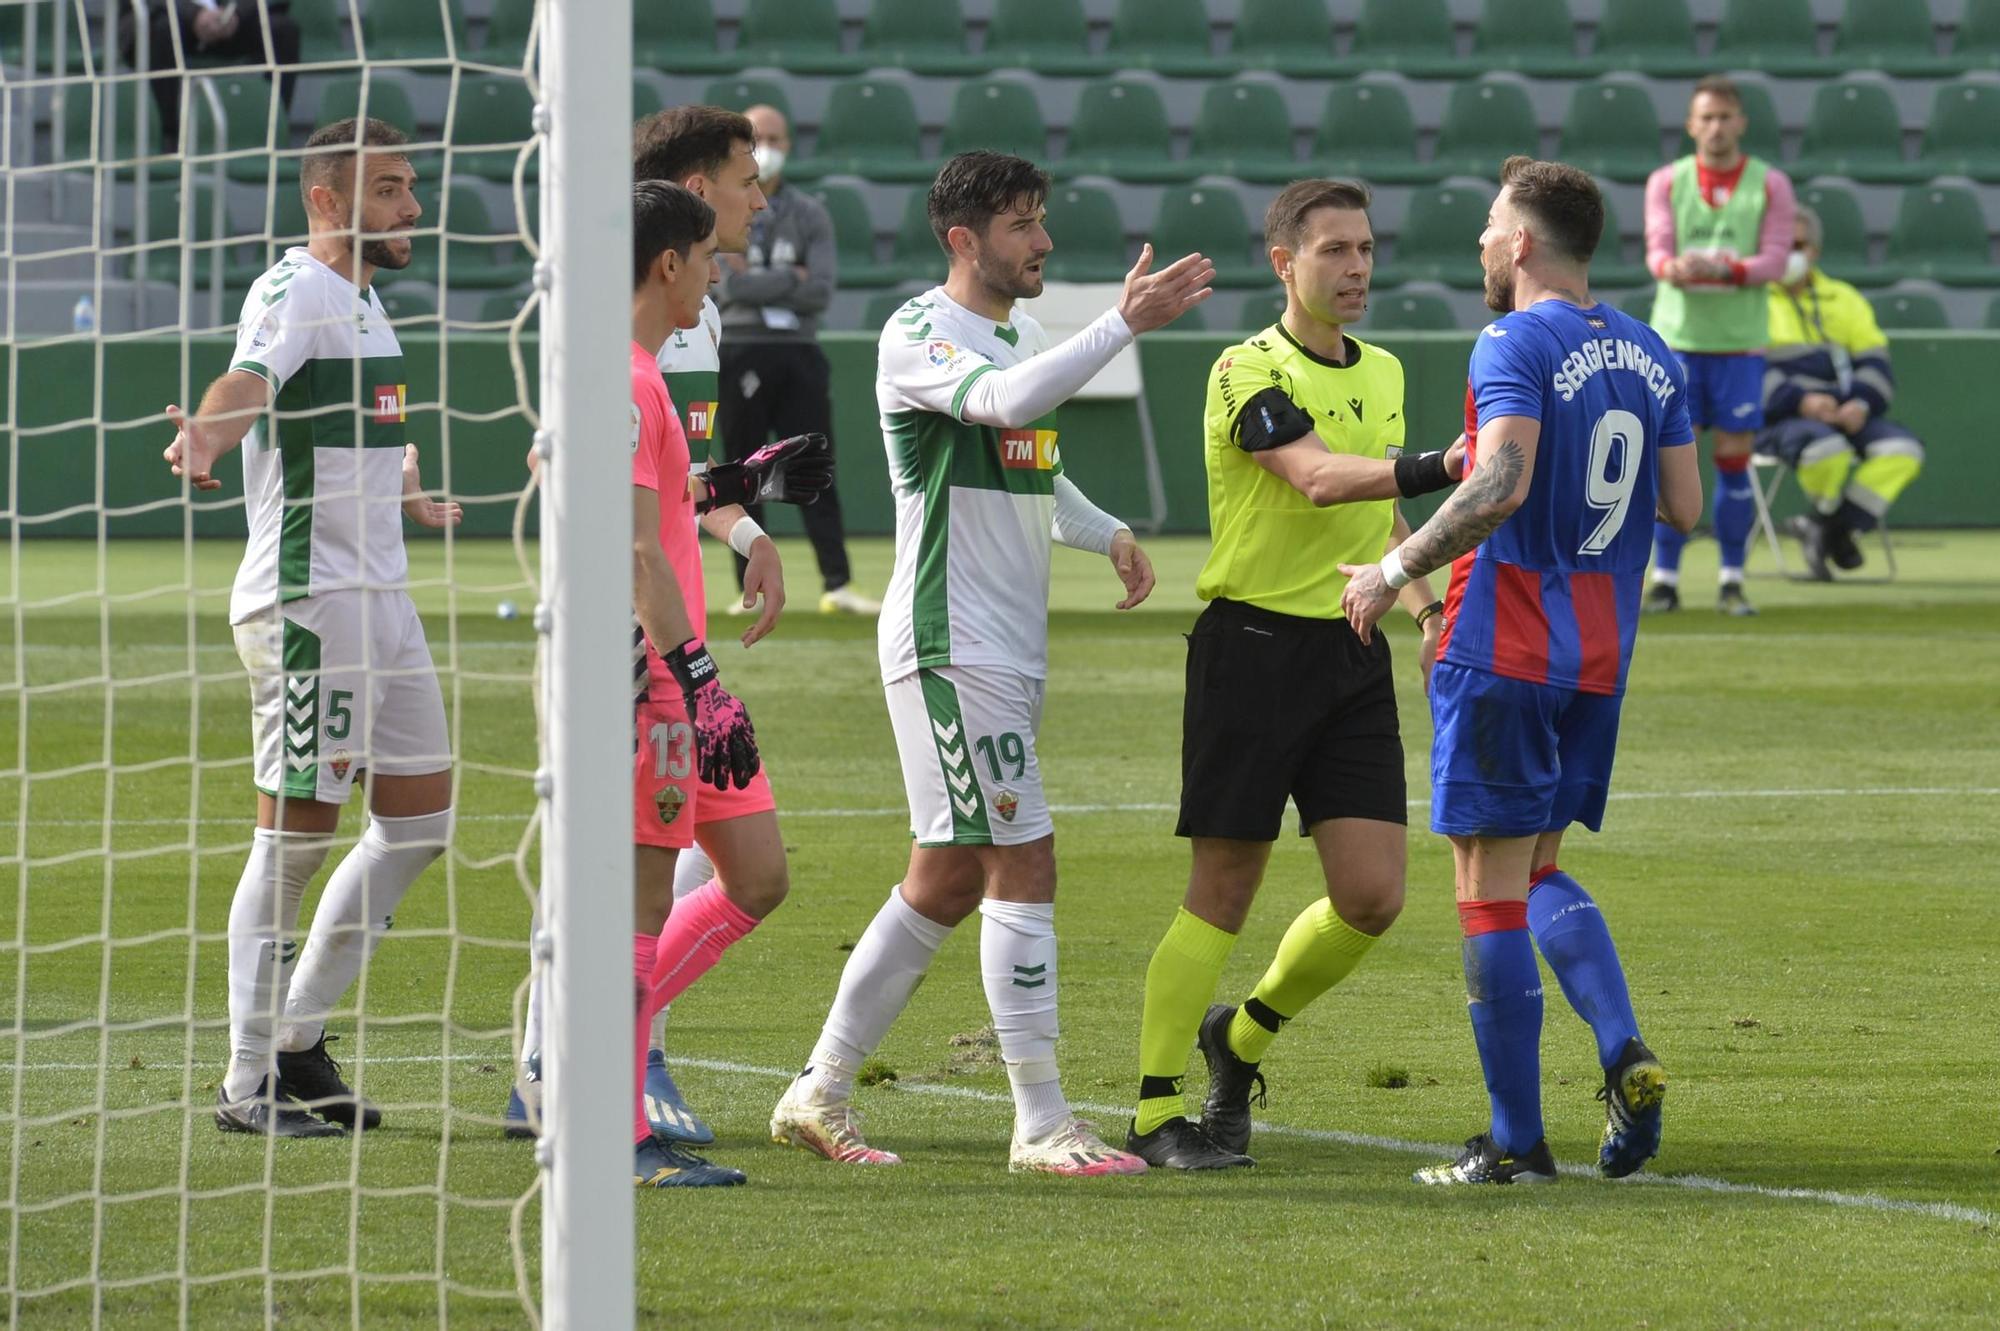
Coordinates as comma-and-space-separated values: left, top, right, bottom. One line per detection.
1677, 351, 1764, 432
1428, 662, 1625, 838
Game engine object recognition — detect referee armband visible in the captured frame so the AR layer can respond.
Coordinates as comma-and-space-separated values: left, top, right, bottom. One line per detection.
1232, 387, 1316, 454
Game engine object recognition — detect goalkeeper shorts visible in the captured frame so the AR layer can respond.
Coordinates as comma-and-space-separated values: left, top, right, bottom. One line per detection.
631, 696, 777, 850
235, 590, 450, 805
885, 665, 1051, 847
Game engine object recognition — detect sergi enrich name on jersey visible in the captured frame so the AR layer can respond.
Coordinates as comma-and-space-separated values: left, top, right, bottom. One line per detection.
1550, 335, 1683, 406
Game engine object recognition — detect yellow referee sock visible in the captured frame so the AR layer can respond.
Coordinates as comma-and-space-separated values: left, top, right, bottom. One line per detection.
1134, 907, 1237, 1136
1226, 898, 1378, 1064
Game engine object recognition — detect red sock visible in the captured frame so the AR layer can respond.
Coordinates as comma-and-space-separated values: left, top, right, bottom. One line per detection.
634, 932, 658, 1145
650, 880, 759, 1011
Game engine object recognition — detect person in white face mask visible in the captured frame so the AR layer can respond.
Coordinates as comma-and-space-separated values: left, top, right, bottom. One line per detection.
716, 105, 883, 616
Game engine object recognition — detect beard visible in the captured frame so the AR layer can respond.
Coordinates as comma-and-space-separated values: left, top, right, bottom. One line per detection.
979, 253, 1044, 302
361, 235, 411, 270
1482, 254, 1514, 314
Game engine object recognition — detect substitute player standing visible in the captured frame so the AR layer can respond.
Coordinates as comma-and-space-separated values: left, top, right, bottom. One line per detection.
1342, 157, 1703, 1185
770, 151, 1213, 1174
1642, 76, 1794, 616
623, 180, 830, 1187
1126, 179, 1464, 1170
164, 118, 457, 1137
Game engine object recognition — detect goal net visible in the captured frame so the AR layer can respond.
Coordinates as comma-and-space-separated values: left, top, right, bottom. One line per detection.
0, 1, 632, 1324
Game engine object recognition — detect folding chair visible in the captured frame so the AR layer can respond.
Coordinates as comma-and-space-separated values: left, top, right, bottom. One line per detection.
1750, 451, 1898, 580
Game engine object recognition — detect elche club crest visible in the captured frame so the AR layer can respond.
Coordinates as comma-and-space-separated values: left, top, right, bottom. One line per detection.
655, 785, 687, 826
993, 788, 1019, 823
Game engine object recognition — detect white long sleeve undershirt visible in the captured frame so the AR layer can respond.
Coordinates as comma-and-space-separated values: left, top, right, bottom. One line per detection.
1051, 474, 1124, 555
956, 308, 1134, 428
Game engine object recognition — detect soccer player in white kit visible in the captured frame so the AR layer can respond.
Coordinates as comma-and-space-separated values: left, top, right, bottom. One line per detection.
770, 151, 1214, 1174
163, 118, 458, 1137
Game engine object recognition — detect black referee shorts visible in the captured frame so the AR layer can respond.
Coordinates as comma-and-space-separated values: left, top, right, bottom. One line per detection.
1176, 598, 1407, 841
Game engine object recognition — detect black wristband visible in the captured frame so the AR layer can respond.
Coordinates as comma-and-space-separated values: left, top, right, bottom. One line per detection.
662, 639, 717, 695
1394, 450, 1454, 498
1414, 600, 1446, 631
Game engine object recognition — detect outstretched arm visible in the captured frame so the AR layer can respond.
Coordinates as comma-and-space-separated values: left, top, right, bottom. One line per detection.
162, 369, 271, 491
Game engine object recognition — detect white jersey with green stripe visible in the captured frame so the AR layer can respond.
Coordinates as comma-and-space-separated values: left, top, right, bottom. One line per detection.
228, 249, 409, 625
655, 294, 722, 469
877, 287, 1063, 683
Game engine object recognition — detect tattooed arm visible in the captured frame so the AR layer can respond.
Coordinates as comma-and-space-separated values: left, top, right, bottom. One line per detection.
1338, 416, 1542, 644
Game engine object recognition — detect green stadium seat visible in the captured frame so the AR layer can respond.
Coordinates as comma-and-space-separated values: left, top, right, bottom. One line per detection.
401, 184, 532, 290
450, 75, 539, 183
739, 0, 862, 75
482, 0, 536, 67
1712, 0, 1828, 77
789, 79, 928, 184
701, 78, 791, 123
1107, 0, 1230, 77
1186, 80, 1299, 184
1986, 293, 2000, 328
1231, 0, 1341, 77
187, 74, 292, 185
810, 184, 901, 288
1362, 291, 1459, 331
1236, 289, 1288, 331
860, 288, 927, 333
1617, 287, 1656, 322
1473, 0, 1591, 77
360, 0, 466, 62
1591, 197, 1647, 288
1957, 0, 2000, 69
1432, 79, 1541, 180
1349, 0, 1458, 77
315, 74, 419, 141
633, 79, 666, 122
139, 181, 230, 288
861, 0, 985, 76
1674, 79, 1783, 164
1310, 83, 1433, 185
1377, 186, 1487, 288
60, 85, 174, 181
1795, 182, 1879, 283
631, 0, 745, 74
890, 189, 946, 282
1, 0, 99, 72
1870, 290, 1951, 328
379, 284, 442, 324
1153, 186, 1265, 288
1918, 80, 2000, 182
225, 188, 310, 289
1885, 184, 1998, 286
1058, 80, 1187, 183
985, 0, 1107, 76
292, 0, 352, 67
1043, 184, 1131, 284
1592, 0, 1704, 77
1794, 80, 1922, 184
1558, 79, 1665, 183
940, 78, 1046, 161
1833, 0, 1949, 76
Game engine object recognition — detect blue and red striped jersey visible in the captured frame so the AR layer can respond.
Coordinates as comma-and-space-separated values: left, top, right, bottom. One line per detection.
1437, 300, 1694, 695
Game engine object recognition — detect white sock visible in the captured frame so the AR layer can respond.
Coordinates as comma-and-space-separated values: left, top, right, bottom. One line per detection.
1651, 568, 1680, 588
225, 829, 333, 1101
1718, 566, 1744, 586
802, 884, 950, 1103
278, 808, 449, 1053
652, 843, 719, 1050
977, 898, 1068, 1141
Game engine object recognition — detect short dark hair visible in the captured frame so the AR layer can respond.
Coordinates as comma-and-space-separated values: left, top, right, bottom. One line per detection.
300, 116, 409, 204
1264, 178, 1372, 253
1690, 75, 1743, 110
1499, 155, 1604, 264
926, 151, 1050, 254
633, 180, 716, 288
632, 105, 753, 185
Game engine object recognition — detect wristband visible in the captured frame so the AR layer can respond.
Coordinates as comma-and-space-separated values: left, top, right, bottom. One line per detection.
1381, 550, 1412, 590
662, 639, 718, 696
1415, 599, 1445, 631
727, 516, 766, 558
1393, 450, 1454, 498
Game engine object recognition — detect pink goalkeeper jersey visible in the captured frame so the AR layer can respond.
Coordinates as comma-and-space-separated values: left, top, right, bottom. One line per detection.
630, 340, 707, 689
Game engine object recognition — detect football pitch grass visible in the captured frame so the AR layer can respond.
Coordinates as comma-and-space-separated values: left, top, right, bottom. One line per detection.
2, 531, 1996, 1329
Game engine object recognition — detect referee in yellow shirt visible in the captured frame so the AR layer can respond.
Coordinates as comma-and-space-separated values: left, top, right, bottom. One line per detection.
1125, 180, 1463, 1170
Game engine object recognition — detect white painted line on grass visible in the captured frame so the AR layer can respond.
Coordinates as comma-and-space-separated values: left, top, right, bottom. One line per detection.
5, 1046, 1989, 1229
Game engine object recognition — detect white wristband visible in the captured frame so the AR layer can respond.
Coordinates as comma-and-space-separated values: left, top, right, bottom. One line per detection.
727, 516, 766, 559
1381, 550, 1412, 590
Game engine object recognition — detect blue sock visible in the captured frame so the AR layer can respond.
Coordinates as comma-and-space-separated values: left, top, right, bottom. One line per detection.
1527, 870, 1641, 1069
1650, 520, 1686, 577
1459, 905, 1544, 1155
1713, 461, 1754, 574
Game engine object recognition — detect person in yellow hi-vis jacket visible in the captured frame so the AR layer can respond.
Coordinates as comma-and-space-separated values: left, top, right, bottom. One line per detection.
1758, 205, 1925, 581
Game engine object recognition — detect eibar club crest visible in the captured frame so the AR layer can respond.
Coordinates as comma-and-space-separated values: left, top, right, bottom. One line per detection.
655, 785, 687, 826
993, 788, 1019, 823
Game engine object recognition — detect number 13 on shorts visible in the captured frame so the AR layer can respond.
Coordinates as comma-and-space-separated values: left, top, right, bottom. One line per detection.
887, 666, 1054, 848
